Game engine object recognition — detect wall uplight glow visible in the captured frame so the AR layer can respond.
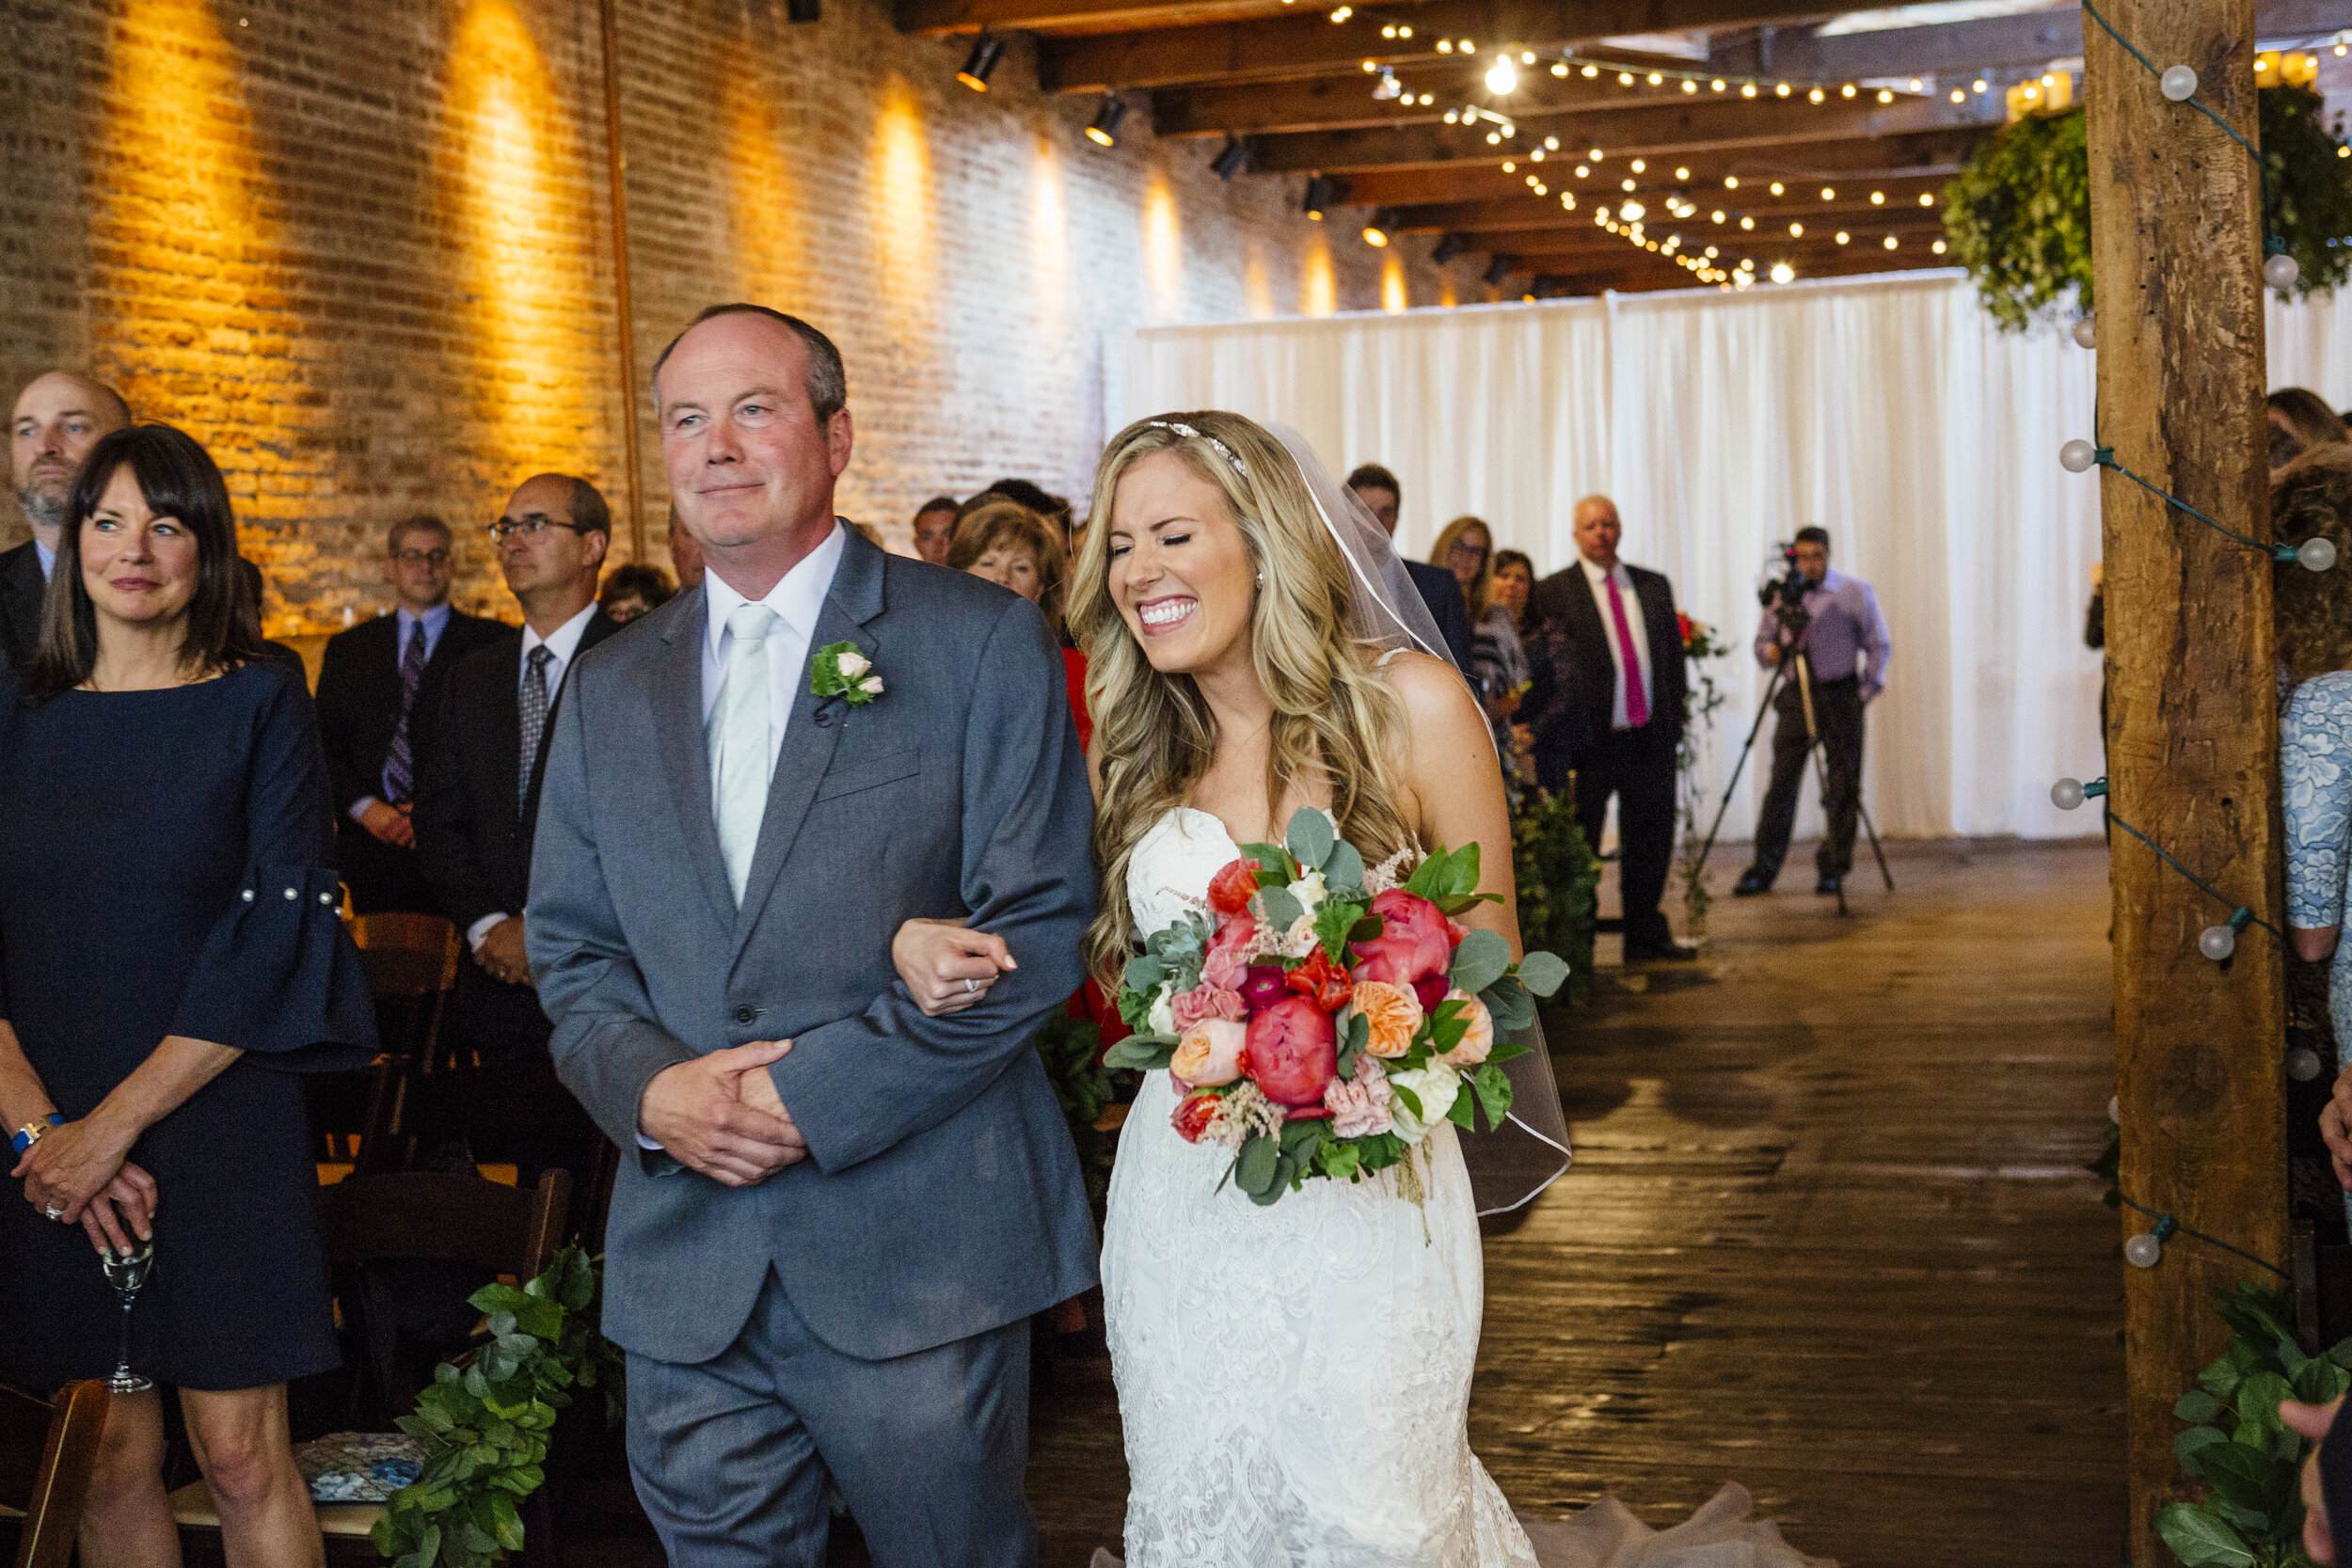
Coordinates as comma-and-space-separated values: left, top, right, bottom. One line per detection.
1142, 173, 1184, 319
1302, 241, 1337, 316
1381, 254, 1406, 312
872, 76, 934, 334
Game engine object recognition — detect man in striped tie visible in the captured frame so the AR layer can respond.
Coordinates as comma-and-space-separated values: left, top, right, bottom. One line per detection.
1526, 495, 1694, 962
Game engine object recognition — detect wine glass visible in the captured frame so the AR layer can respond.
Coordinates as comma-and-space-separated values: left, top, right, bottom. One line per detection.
98, 1233, 155, 1394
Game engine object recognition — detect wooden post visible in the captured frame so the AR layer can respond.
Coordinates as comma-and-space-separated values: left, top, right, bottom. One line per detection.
2084, 2, 2288, 1561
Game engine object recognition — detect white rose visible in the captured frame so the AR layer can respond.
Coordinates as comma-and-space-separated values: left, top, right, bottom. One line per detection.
1147, 988, 1176, 1037
1292, 867, 1328, 920
835, 649, 872, 679
1387, 1062, 1461, 1144
857, 675, 884, 696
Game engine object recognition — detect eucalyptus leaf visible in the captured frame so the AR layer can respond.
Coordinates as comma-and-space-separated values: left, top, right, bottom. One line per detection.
1516, 950, 1570, 998
1257, 884, 1304, 933
1324, 839, 1366, 894
1235, 1134, 1279, 1195
1123, 954, 1167, 992
1450, 928, 1510, 995
1286, 809, 1336, 873
1104, 1035, 1177, 1072
1482, 975, 1536, 1031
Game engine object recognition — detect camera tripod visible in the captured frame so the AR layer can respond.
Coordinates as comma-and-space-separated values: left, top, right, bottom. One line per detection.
1691, 645, 1893, 916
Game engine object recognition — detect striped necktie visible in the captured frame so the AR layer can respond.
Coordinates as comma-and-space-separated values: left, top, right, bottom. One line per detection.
382, 618, 428, 803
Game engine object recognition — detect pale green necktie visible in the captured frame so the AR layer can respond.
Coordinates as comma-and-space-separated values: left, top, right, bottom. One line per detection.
712, 602, 779, 904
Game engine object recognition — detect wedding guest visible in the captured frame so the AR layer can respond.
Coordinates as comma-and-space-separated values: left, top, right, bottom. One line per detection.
1432, 515, 1494, 611
413, 475, 621, 1061
313, 515, 506, 913
2271, 387, 2349, 470
1526, 495, 1692, 960
948, 498, 1090, 750
1734, 526, 1891, 901
667, 503, 706, 591
0, 422, 375, 1566
3, 371, 132, 669
1345, 463, 1475, 671
599, 562, 675, 625
913, 495, 961, 564
977, 477, 1074, 544
1480, 546, 1536, 779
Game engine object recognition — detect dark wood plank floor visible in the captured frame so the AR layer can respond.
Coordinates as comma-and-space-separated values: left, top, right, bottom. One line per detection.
1027, 837, 2126, 1567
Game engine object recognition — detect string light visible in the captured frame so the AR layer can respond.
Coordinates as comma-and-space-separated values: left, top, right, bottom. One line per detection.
1883, 235, 1899, 249
1820, 186, 1835, 199
2058, 439, 2338, 569
1919, 193, 1935, 206
1931, 240, 1947, 254
2053, 778, 2289, 966
2072, 313, 2096, 349
1871, 191, 1885, 204
1770, 182, 1785, 196
1770, 261, 1796, 283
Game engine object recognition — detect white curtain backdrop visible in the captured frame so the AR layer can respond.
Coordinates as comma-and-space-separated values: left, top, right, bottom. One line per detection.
1120, 272, 2352, 843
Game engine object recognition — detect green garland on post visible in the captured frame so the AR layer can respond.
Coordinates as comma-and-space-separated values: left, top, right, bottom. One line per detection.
1512, 789, 1601, 1007
373, 1245, 624, 1568
1945, 87, 2352, 330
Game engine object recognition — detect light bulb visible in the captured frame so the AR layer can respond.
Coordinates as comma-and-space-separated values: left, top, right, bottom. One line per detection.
2059, 438, 2100, 473
2072, 315, 2096, 349
2200, 924, 2238, 961
2291, 1047, 2326, 1082
2051, 778, 2086, 811
1769, 261, 1795, 284
2299, 536, 2339, 572
2266, 251, 2301, 290
2124, 1233, 2165, 1269
2107, 1096, 2121, 1125
1551, 61, 1567, 76
2160, 64, 2199, 101
1486, 56, 1518, 94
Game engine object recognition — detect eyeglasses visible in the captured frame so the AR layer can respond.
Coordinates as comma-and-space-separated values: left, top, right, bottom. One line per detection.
1448, 541, 1491, 561
392, 547, 452, 566
486, 515, 589, 543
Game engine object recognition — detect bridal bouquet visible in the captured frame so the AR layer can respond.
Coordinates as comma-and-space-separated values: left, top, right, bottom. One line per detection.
1105, 809, 1567, 1206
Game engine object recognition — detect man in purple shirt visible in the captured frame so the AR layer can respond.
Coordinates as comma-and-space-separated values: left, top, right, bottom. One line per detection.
1734, 526, 1892, 898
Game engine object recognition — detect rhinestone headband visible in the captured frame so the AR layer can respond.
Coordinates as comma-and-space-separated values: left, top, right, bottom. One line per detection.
1147, 420, 1248, 476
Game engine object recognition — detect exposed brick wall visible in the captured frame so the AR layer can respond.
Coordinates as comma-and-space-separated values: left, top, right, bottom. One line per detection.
1, 0, 1442, 631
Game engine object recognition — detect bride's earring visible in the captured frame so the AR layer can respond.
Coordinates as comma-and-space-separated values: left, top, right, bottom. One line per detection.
1256, 570, 1264, 587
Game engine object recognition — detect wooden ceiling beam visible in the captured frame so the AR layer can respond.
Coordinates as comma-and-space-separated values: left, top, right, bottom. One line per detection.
1397, 176, 1952, 234
1329, 128, 1982, 205
1246, 90, 1994, 173
1151, 62, 1697, 138
1030, 0, 1831, 88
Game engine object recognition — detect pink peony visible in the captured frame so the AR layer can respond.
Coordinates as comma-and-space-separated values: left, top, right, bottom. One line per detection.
1241, 995, 1338, 1106
1237, 965, 1291, 1014
1437, 988, 1494, 1067
1170, 1018, 1248, 1088
1171, 985, 1248, 1030
1325, 1055, 1395, 1138
1350, 889, 1457, 988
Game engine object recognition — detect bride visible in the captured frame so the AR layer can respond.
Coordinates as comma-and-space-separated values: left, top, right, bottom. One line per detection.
893, 413, 1824, 1568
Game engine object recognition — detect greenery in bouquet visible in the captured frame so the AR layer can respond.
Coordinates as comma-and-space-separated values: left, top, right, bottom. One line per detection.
1512, 789, 1599, 1008
1674, 611, 1730, 939
1031, 1011, 1117, 1207
2158, 1281, 2352, 1568
1104, 809, 1567, 1206
373, 1246, 623, 1568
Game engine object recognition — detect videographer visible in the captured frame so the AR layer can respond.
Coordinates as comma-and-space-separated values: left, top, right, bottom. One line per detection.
1732, 526, 1892, 898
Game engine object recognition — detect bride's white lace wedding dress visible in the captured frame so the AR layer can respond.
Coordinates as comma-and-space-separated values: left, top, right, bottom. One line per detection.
1098, 806, 1834, 1568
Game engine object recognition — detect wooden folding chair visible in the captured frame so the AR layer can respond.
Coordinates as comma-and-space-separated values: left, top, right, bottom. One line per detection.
307, 913, 461, 1170
170, 1170, 571, 1564
367, 1061, 618, 1246
0, 1382, 109, 1568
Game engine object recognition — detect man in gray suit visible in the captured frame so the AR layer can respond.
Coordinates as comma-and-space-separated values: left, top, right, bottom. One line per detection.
528, 304, 1097, 1566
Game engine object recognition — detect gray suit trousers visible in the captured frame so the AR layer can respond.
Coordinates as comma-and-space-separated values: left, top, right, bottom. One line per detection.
626, 1266, 1037, 1568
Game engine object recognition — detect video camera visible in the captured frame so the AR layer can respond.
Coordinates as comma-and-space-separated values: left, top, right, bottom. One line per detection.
1756, 542, 1813, 637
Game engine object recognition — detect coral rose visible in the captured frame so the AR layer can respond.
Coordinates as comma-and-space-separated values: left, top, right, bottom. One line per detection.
1170, 1018, 1248, 1088
1171, 1090, 1223, 1144
1240, 995, 1338, 1106
1171, 985, 1247, 1031
1350, 980, 1424, 1058
1208, 858, 1263, 916
1324, 1055, 1395, 1138
1436, 988, 1494, 1067
1238, 965, 1291, 1014
1349, 889, 1457, 988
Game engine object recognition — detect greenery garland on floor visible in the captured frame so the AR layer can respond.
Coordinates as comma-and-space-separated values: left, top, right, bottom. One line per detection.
1513, 788, 1601, 1007
2159, 1281, 2352, 1567
373, 1245, 623, 1568
1945, 87, 2352, 330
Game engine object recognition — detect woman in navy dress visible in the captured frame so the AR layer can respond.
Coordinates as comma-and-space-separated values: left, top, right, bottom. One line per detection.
0, 424, 376, 1566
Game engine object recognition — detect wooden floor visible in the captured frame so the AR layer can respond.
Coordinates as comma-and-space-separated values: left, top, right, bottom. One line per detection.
1027, 837, 2128, 1567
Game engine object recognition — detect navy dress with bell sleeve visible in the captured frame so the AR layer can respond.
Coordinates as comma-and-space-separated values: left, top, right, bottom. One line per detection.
0, 658, 376, 1391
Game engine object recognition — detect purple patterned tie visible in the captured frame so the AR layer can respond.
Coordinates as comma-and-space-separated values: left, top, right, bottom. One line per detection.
382, 619, 427, 803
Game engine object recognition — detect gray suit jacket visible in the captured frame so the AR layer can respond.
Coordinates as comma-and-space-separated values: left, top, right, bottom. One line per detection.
528, 529, 1099, 1365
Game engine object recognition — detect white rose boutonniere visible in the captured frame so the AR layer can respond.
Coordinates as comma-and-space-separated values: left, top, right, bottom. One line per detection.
813, 641, 885, 706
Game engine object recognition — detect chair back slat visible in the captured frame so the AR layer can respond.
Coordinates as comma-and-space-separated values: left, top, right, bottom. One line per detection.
0, 1381, 108, 1568
349, 912, 460, 1000
320, 1169, 571, 1277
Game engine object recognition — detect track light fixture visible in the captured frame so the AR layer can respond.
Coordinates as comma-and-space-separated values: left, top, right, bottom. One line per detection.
1483, 253, 1514, 286
1302, 174, 1339, 220
1085, 95, 1128, 147
1211, 136, 1249, 181
1432, 232, 1469, 264
787, 0, 820, 22
957, 34, 1006, 91
1361, 208, 1398, 246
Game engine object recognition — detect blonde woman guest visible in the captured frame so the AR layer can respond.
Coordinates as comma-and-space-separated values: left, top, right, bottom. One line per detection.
1433, 514, 1495, 619
949, 498, 1091, 750
0, 424, 375, 1568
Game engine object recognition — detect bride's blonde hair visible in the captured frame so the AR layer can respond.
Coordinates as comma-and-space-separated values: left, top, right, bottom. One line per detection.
1069, 412, 1413, 985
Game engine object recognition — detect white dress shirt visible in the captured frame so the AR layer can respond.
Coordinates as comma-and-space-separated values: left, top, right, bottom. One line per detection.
33, 540, 55, 580
699, 521, 847, 800
1580, 555, 1654, 731
469, 601, 602, 952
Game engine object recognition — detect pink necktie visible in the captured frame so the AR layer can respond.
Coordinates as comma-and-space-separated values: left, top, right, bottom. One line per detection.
1603, 574, 1649, 728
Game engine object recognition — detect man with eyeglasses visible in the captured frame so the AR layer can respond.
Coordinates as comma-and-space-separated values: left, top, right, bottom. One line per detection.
3, 371, 132, 670
414, 475, 622, 1060
314, 514, 505, 913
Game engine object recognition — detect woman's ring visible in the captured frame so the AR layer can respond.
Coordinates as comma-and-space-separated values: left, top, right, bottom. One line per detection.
43, 1204, 63, 1221
964, 978, 979, 996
